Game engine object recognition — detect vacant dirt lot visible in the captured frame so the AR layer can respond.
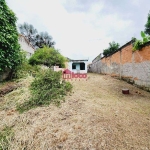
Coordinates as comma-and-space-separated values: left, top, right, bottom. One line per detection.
0, 73, 150, 150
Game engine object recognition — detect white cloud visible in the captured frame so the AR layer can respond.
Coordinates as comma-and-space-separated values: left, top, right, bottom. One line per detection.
6, 0, 150, 62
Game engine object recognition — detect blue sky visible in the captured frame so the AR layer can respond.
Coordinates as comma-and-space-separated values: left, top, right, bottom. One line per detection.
6, 0, 150, 62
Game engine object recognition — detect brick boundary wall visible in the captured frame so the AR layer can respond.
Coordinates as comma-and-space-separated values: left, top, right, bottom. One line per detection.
89, 40, 150, 92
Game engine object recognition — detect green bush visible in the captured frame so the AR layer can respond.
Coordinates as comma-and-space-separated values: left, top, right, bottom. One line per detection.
16, 63, 41, 79
0, 0, 21, 77
133, 31, 150, 51
103, 41, 120, 57
13, 51, 41, 79
29, 46, 66, 68
17, 69, 72, 113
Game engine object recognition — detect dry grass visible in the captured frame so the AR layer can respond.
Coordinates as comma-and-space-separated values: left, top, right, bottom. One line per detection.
0, 73, 150, 149
0, 76, 33, 111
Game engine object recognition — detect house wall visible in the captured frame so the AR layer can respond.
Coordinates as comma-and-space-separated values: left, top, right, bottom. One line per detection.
68, 61, 88, 73
72, 63, 80, 73
90, 41, 150, 91
18, 35, 35, 58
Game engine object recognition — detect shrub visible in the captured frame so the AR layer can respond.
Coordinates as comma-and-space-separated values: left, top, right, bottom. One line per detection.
29, 46, 66, 68
12, 51, 41, 79
16, 63, 41, 79
0, 0, 21, 78
17, 69, 72, 113
133, 31, 150, 51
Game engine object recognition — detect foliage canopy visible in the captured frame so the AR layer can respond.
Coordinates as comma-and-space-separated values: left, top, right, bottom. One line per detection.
144, 11, 150, 35
18, 22, 55, 49
29, 46, 66, 68
103, 41, 120, 57
0, 0, 21, 74
18, 22, 37, 46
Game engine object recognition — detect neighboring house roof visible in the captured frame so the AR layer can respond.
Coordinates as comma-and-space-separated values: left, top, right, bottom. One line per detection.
92, 53, 102, 63
18, 34, 35, 50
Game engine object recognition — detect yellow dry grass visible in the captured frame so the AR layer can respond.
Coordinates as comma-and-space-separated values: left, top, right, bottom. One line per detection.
0, 76, 33, 111
0, 73, 150, 150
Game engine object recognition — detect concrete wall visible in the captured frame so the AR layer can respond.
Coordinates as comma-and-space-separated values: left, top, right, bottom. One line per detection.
54, 66, 65, 72
18, 35, 35, 58
89, 41, 150, 91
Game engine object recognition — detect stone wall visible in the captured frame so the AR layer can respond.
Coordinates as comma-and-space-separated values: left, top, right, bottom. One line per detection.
0, 68, 11, 82
89, 41, 150, 91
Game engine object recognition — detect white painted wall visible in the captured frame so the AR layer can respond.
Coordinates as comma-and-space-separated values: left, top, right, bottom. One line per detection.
68, 61, 88, 73
18, 35, 35, 59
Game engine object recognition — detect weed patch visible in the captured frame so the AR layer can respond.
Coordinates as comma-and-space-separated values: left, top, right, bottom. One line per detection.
0, 126, 14, 150
17, 69, 72, 113
16, 63, 41, 79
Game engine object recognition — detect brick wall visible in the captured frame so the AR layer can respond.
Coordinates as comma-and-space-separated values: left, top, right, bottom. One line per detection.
89, 41, 150, 91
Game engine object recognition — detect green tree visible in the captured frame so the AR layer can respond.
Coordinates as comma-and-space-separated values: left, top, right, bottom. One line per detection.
103, 41, 120, 57
35, 32, 55, 48
144, 11, 150, 35
18, 22, 38, 46
0, 0, 21, 77
18, 23, 55, 49
29, 46, 66, 68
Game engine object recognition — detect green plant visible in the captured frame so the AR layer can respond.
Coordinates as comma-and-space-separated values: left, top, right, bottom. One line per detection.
132, 39, 143, 51
0, 126, 14, 150
0, 0, 21, 76
17, 69, 72, 113
103, 41, 120, 57
133, 31, 150, 51
144, 11, 150, 35
29, 46, 66, 68
7, 50, 41, 79
16, 63, 41, 79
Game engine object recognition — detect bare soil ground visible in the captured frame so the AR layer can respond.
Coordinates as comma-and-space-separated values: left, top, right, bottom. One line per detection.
0, 73, 150, 150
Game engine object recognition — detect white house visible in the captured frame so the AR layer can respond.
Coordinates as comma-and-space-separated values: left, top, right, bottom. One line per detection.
18, 34, 35, 58
68, 59, 88, 73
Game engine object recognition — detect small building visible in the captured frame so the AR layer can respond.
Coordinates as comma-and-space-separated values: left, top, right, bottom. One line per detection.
68, 59, 88, 73
18, 34, 35, 58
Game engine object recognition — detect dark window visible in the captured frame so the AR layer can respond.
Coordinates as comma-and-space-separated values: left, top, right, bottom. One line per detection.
72, 64, 76, 69
80, 63, 85, 70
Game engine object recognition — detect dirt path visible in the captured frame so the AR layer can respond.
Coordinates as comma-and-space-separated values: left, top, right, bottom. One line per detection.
0, 73, 150, 149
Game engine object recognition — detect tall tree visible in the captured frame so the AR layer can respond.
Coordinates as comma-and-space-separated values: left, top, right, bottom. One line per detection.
35, 32, 55, 48
103, 41, 120, 57
108, 41, 120, 53
0, 0, 21, 78
18, 23, 55, 49
144, 11, 150, 35
18, 22, 38, 46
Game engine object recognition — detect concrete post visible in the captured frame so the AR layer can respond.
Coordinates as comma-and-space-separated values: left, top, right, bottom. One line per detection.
119, 50, 122, 79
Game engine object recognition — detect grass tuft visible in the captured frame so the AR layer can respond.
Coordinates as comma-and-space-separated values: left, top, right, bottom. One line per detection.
0, 126, 14, 150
